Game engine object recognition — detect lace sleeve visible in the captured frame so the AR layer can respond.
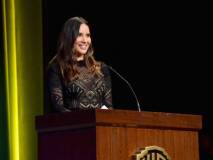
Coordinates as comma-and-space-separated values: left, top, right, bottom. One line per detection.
101, 63, 113, 109
47, 63, 71, 112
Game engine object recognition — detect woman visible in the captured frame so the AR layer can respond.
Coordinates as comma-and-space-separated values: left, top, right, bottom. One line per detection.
47, 16, 113, 112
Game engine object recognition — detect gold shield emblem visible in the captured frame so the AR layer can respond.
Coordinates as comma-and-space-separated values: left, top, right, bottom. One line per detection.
132, 146, 171, 160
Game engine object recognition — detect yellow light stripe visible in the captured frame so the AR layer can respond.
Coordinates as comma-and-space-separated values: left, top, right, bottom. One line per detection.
2, 0, 20, 159
2, 0, 43, 159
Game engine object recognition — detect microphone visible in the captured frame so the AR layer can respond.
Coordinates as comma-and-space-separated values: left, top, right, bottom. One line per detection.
107, 64, 142, 112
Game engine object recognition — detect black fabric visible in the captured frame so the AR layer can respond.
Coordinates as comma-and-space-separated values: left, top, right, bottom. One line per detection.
47, 61, 112, 112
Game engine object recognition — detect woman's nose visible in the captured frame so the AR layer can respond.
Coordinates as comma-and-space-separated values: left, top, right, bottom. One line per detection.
81, 36, 87, 42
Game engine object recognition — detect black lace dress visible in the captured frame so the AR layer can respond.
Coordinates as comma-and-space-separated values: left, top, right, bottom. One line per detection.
47, 61, 113, 112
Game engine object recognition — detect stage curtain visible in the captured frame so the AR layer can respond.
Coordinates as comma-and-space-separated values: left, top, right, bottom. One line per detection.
1, 0, 43, 159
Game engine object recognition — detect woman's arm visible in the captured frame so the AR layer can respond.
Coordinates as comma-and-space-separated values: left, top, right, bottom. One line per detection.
47, 63, 71, 112
101, 63, 113, 109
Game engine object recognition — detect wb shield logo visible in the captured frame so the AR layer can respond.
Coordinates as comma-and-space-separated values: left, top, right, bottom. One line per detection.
133, 146, 171, 160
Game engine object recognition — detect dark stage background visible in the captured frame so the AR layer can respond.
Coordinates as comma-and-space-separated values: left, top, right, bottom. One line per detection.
42, 1, 212, 159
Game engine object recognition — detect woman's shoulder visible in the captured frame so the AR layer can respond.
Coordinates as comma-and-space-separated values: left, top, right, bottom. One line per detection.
99, 61, 108, 68
47, 57, 60, 73
99, 61, 110, 75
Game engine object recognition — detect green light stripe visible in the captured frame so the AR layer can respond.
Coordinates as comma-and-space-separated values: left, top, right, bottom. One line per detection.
0, 0, 9, 158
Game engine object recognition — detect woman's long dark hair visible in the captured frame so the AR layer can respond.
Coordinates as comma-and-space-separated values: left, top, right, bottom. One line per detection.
52, 17, 102, 83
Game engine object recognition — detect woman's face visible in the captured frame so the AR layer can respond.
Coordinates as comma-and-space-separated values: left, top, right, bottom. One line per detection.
73, 23, 91, 59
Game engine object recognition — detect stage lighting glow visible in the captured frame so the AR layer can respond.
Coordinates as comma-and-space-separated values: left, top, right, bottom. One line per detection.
2, 0, 20, 159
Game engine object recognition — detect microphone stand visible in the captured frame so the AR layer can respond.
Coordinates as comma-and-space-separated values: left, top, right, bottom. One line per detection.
107, 65, 141, 112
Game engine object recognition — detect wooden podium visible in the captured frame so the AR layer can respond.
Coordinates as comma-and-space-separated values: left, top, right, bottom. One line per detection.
35, 109, 202, 160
